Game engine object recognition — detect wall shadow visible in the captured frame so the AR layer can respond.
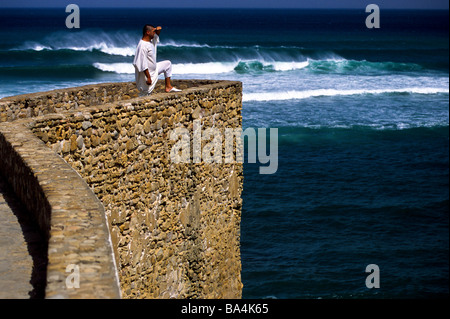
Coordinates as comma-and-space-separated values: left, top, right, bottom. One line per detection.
0, 176, 48, 299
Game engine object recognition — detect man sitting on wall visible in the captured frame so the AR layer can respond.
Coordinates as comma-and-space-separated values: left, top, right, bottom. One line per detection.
133, 24, 181, 96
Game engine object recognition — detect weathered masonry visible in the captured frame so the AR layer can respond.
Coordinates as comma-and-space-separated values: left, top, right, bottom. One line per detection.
0, 80, 243, 298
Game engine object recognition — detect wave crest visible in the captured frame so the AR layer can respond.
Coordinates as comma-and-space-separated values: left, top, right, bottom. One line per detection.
243, 88, 450, 102
92, 60, 311, 75
10, 33, 435, 76
307, 59, 424, 74
13, 30, 137, 56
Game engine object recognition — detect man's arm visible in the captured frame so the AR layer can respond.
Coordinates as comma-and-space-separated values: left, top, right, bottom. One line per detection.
155, 26, 162, 36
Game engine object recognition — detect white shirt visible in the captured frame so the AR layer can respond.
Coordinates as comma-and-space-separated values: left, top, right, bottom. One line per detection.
133, 34, 160, 94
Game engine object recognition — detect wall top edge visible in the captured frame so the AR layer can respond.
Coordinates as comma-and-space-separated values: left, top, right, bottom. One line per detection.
0, 80, 242, 102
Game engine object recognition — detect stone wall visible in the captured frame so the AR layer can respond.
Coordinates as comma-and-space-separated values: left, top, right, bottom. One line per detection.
0, 80, 243, 298
0, 121, 121, 299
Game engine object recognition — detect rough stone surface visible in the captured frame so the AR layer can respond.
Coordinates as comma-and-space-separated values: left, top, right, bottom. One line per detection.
0, 82, 139, 123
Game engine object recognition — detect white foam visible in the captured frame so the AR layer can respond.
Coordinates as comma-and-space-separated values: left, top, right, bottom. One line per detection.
172, 60, 310, 75
32, 45, 52, 51
243, 87, 450, 102
20, 41, 136, 56
271, 61, 309, 71
159, 40, 245, 49
93, 63, 134, 74
173, 60, 309, 74
159, 40, 213, 48
97, 45, 135, 57
93, 61, 238, 75
173, 62, 237, 74
68, 42, 135, 56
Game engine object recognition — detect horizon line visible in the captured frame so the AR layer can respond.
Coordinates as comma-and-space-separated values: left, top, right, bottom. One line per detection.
0, 6, 449, 10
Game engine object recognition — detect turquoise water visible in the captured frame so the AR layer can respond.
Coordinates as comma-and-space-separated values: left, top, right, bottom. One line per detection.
0, 8, 448, 298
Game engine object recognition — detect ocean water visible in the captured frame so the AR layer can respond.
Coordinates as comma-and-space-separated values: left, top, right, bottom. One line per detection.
0, 8, 448, 298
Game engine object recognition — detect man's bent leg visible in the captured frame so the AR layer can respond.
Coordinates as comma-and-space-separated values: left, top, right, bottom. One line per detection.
157, 60, 173, 78
157, 60, 178, 92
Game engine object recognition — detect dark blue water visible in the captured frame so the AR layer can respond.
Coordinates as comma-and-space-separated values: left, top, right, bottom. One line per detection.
0, 8, 448, 298
242, 126, 448, 298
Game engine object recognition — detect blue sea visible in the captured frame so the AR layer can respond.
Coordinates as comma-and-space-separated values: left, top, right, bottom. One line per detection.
0, 8, 448, 298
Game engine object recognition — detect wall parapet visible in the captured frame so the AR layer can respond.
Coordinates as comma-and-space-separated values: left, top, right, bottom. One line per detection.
0, 82, 139, 123
0, 121, 121, 298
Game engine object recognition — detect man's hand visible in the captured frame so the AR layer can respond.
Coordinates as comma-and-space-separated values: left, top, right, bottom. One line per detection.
144, 69, 151, 85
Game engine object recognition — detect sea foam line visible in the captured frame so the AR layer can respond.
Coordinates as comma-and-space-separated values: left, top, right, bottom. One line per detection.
13, 41, 243, 56
92, 60, 310, 75
93, 63, 133, 74
93, 62, 240, 75
242, 88, 450, 102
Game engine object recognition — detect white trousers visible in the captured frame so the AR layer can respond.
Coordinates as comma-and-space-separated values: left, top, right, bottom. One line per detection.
157, 60, 172, 78
136, 60, 172, 96
137, 60, 173, 97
